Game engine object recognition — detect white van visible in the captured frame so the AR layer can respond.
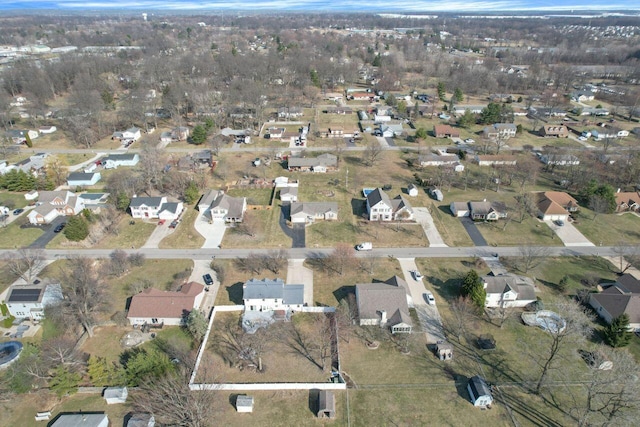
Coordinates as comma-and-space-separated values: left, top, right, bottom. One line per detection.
356, 242, 372, 251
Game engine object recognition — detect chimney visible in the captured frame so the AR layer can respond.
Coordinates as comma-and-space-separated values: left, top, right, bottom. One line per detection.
380, 310, 387, 326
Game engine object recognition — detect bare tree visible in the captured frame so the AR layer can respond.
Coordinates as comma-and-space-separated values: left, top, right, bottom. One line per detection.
234, 212, 258, 238
588, 195, 612, 221
133, 361, 217, 427
324, 243, 357, 276
361, 140, 383, 167
59, 257, 110, 338
4, 248, 46, 284
41, 337, 82, 368
524, 301, 593, 394
108, 249, 130, 276
447, 296, 477, 343
211, 315, 270, 371
288, 313, 336, 372
261, 249, 288, 274
611, 242, 640, 274
517, 245, 551, 273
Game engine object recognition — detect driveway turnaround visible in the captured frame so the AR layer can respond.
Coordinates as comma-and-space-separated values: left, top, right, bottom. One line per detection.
413, 207, 447, 247
460, 217, 488, 246
286, 259, 313, 306
193, 211, 227, 248
398, 258, 445, 343
545, 220, 594, 247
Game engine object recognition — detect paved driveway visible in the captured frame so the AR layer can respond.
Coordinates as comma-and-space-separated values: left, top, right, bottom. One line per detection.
142, 221, 176, 248
193, 210, 227, 248
545, 220, 594, 247
413, 207, 447, 247
291, 223, 306, 248
287, 259, 313, 306
460, 217, 488, 246
29, 216, 67, 249
188, 260, 220, 317
376, 136, 389, 148
398, 258, 445, 343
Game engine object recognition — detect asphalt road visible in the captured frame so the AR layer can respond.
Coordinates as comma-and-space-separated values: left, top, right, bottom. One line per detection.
0, 245, 617, 261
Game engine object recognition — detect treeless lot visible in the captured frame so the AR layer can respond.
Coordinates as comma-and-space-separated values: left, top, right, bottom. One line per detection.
572, 210, 640, 245
158, 206, 205, 249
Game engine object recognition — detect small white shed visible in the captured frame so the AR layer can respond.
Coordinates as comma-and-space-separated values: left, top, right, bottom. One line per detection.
104, 386, 128, 404
236, 395, 254, 413
467, 376, 493, 408
407, 184, 419, 197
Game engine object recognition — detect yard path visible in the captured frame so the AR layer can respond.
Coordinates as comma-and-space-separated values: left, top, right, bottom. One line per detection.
286, 258, 314, 306
413, 207, 447, 247
398, 258, 445, 343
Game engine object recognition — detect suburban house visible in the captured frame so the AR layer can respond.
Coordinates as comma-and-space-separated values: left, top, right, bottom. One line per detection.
51, 413, 109, 427
101, 153, 140, 169
198, 190, 247, 223
16, 153, 49, 175
540, 125, 569, 138
5, 283, 63, 321
450, 202, 470, 217
79, 192, 110, 211
171, 126, 190, 141
467, 376, 493, 408
615, 191, 640, 212
452, 105, 485, 115
27, 190, 84, 225
290, 202, 338, 223
160, 131, 173, 143
280, 186, 299, 202
112, 127, 141, 142
243, 278, 305, 313
67, 172, 101, 187
8, 129, 39, 144
482, 274, 537, 308
129, 196, 183, 220
366, 188, 414, 221
418, 153, 459, 167
433, 124, 460, 138
474, 155, 518, 166
127, 282, 205, 326
469, 201, 507, 221
378, 123, 404, 138
325, 106, 352, 114
589, 274, 640, 331
266, 126, 285, 139
570, 90, 595, 102
356, 277, 413, 334
592, 127, 629, 140
278, 106, 304, 118
540, 153, 580, 166
287, 153, 338, 173
534, 191, 579, 221
482, 123, 517, 140
580, 107, 609, 116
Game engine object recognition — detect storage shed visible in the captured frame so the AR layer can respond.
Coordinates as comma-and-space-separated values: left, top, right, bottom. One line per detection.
236, 395, 254, 413
103, 386, 128, 404
467, 375, 493, 408
317, 390, 336, 419
436, 341, 453, 361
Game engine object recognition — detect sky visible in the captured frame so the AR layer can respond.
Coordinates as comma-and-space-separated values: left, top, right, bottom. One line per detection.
0, 0, 639, 12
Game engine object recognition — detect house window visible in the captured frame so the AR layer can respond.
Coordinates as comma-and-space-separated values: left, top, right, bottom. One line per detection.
152, 318, 158, 323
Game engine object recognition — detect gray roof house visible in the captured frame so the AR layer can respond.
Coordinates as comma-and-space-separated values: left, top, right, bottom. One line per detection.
469, 201, 507, 221
482, 274, 536, 308
280, 186, 299, 202
366, 188, 414, 221
467, 375, 493, 408
67, 172, 101, 187
242, 279, 305, 331
102, 153, 140, 169
287, 153, 338, 172
203, 190, 247, 223
51, 413, 109, 427
356, 277, 413, 333
290, 202, 338, 223
590, 274, 640, 331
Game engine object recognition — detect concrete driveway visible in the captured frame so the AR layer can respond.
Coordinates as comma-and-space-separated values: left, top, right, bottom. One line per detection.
287, 258, 313, 306
545, 220, 594, 247
142, 221, 176, 248
193, 210, 227, 248
375, 136, 389, 148
460, 217, 488, 246
398, 258, 445, 343
188, 259, 220, 317
413, 207, 447, 247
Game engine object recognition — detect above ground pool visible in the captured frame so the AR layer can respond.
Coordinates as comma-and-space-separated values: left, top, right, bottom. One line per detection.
521, 310, 567, 334
0, 341, 23, 369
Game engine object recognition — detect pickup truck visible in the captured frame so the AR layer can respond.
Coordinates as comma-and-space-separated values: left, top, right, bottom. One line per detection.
356, 242, 372, 251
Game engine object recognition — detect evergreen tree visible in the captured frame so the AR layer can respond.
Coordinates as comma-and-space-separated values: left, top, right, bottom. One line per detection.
437, 82, 446, 101
310, 69, 321, 87
461, 269, 486, 310
49, 365, 82, 397
603, 314, 632, 348
64, 215, 89, 241
124, 348, 174, 386
190, 125, 207, 145
186, 309, 208, 342
454, 87, 464, 102
184, 181, 200, 204
25, 133, 33, 148
458, 110, 476, 128
88, 355, 125, 386
115, 192, 130, 211
415, 127, 428, 140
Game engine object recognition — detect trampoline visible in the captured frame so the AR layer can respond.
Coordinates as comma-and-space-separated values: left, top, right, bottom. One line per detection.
0, 341, 23, 369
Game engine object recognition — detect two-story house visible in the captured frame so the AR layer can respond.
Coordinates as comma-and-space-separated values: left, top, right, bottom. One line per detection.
129, 196, 184, 220
483, 123, 517, 140
6, 283, 64, 321
198, 190, 247, 223
243, 278, 305, 312
27, 190, 85, 225
482, 274, 537, 308
366, 188, 413, 221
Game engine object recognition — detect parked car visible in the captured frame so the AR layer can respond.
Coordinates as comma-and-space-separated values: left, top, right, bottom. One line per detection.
411, 270, 424, 281
203, 274, 214, 286
53, 223, 66, 233
464, 138, 475, 144
578, 136, 587, 141
12, 208, 24, 215
169, 220, 179, 229
158, 219, 166, 226
356, 242, 372, 251
424, 292, 436, 305
555, 219, 565, 226
438, 113, 451, 120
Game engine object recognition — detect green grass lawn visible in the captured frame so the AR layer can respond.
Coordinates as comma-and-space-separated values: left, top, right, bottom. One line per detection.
430, 202, 475, 246
572, 211, 640, 246
0, 191, 30, 209
227, 188, 273, 206
159, 206, 205, 249
476, 216, 562, 246
0, 220, 44, 248
222, 208, 290, 249
93, 216, 157, 249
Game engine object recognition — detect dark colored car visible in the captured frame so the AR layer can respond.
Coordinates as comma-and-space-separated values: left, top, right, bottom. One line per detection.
53, 223, 66, 233
203, 274, 214, 286
13, 208, 24, 215
169, 220, 179, 229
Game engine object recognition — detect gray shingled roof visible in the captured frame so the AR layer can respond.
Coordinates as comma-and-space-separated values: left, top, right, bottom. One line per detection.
366, 188, 392, 208
67, 172, 98, 181
104, 153, 138, 162
288, 153, 337, 169
243, 278, 304, 305
129, 196, 164, 208
159, 202, 181, 215
290, 202, 338, 217
356, 281, 412, 328
592, 286, 640, 324
211, 193, 245, 219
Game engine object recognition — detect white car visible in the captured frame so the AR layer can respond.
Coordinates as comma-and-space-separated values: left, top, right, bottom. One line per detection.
424, 292, 436, 305
578, 136, 587, 141
412, 270, 424, 280
464, 138, 475, 144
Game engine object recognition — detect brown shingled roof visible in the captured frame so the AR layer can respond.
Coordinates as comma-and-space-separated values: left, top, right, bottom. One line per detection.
127, 282, 204, 319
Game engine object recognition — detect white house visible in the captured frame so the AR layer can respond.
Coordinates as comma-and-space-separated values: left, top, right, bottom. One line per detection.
570, 91, 595, 102
277, 107, 303, 118
540, 154, 580, 166
482, 274, 537, 308
290, 202, 338, 223
127, 282, 205, 326
112, 127, 141, 142
243, 278, 305, 312
450, 202, 470, 217
67, 172, 101, 187
27, 190, 84, 225
467, 376, 493, 408
200, 190, 247, 223
483, 123, 517, 140
158, 202, 184, 221
102, 153, 140, 169
280, 186, 299, 202
6, 283, 64, 321
366, 188, 414, 221
129, 196, 167, 219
